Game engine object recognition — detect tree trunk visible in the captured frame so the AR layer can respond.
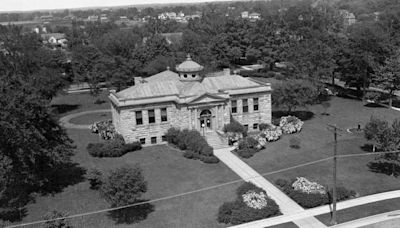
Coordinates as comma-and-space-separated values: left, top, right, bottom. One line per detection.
331, 73, 335, 85
389, 91, 393, 107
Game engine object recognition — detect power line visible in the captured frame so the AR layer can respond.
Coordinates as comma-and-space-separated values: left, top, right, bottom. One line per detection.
7, 149, 400, 228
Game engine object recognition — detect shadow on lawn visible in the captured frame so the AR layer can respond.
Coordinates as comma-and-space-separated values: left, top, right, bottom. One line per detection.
360, 144, 374, 152
0, 208, 27, 222
272, 110, 314, 121
50, 104, 80, 115
108, 201, 155, 224
364, 103, 386, 108
40, 162, 86, 194
368, 161, 400, 177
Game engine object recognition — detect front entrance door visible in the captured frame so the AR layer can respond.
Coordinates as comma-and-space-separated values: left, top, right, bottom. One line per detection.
200, 109, 212, 131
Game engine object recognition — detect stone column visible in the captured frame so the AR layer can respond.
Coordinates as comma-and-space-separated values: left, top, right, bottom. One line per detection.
215, 105, 219, 130
189, 108, 192, 130
194, 108, 198, 131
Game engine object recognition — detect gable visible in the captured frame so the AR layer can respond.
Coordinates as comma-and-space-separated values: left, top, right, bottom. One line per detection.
187, 93, 227, 104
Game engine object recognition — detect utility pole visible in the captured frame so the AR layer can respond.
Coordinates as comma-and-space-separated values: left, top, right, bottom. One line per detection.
327, 124, 341, 225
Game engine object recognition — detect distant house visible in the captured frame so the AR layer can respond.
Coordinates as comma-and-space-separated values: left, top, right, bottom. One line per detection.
40, 15, 53, 22
88, 15, 99, 22
158, 12, 177, 20
339, 10, 356, 27
100, 14, 109, 22
41, 33, 67, 48
249, 12, 261, 21
241, 11, 249, 19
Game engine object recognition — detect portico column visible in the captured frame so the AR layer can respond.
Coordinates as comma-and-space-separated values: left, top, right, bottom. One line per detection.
215, 105, 219, 130
189, 108, 192, 130
194, 108, 198, 131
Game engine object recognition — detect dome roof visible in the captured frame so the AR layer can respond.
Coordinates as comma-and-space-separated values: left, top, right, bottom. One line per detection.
176, 54, 204, 72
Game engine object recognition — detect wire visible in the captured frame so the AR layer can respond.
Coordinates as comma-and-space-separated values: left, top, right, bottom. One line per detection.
7, 149, 400, 228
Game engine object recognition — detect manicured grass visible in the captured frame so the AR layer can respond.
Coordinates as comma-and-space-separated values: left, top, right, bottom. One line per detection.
50, 91, 110, 117
245, 97, 400, 197
316, 198, 400, 226
69, 112, 112, 125
13, 129, 240, 228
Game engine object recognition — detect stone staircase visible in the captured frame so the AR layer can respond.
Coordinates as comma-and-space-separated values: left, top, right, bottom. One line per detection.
205, 131, 229, 149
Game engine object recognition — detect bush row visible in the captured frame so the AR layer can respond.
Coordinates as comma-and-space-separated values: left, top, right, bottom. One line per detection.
275, 179, 356, 208
217, 182, 281, 225
87, 134, 142, 158
165, 128, 219, 164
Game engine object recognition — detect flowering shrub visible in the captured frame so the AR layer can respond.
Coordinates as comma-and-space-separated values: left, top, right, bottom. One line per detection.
275, 178, 356, 208
91, 120, 116, 140
262, 125, 283, 142
292, 177, 326, 195
217, 182, 281, 225
279, 116, 303, 134
242, 191, 268, 209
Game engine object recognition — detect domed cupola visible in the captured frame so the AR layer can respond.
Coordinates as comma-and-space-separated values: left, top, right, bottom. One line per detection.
176, 54, 204, 81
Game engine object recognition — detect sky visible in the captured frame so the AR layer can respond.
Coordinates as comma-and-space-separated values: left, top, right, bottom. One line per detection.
0, 0, 236, 12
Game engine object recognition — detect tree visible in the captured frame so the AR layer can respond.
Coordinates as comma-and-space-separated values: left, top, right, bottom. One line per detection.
0, 25, 74, 215
373, 51, 400, 107
272, 79, 323, 113
364, 116, 389, 152
100, 165, 147, 207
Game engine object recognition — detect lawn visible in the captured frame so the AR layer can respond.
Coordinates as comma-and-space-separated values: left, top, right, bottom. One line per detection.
245, 96, 400, 197
14, 129, 241, 228
10, 93, 243, 228
69, 112, 112, 125
50, 91, 110, 117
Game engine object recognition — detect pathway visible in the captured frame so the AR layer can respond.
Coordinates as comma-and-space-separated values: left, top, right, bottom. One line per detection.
59, 109, 111, 129
213, 147, 326, 228
231, 190, 400, 228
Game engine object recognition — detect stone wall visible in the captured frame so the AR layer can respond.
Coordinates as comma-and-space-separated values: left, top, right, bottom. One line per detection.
230, 92, 271, 131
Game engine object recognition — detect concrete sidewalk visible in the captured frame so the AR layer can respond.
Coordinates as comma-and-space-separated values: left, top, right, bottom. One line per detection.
230, 189, 400, 228
214, 148, 326, 228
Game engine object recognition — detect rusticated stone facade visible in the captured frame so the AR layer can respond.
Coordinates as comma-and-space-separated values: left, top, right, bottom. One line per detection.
109, 56, 272, 145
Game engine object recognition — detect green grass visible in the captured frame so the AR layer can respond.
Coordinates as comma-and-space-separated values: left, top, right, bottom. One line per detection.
69, 112, 112, 125
14, 129, 240, 227
50, 91, 110, 117
245, 97, 400, 197
316, 198, 400, 226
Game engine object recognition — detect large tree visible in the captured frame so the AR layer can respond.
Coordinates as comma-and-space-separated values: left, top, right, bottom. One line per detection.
373, 51, 400, 107
0, 25, 74, 214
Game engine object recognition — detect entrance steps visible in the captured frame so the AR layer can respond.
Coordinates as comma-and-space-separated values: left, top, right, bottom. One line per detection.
205, 131, 229, 149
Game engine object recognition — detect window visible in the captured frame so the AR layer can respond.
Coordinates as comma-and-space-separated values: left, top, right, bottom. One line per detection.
162, 135, 167, 142
231, 100, 237, 113
253, 98, 259, 111
135, 111, 143, 125
184, 74, 187, 78
192, 74, 196, 78
243, 99, 248, 113
140, 138, 146, 145
253, 123, 258, 130
244, 124, 249, 131
161, 108, 168, 122
151, 137, 157, 144
148, 109, 155, 124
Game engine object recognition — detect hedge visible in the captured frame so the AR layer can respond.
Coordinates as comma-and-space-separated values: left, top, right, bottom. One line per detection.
217, 182, 281, 225
235, 137, 261, 158
165, 128, 219, 163
87, 135, 142, 158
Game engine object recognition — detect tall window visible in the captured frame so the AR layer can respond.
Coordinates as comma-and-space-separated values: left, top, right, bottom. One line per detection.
135, 111, 143, 125
148, 109, 155, 124
253, 98, 259, 111
231, 100, 237, 113
243, 99, 248, 113
161, 108, 168, 122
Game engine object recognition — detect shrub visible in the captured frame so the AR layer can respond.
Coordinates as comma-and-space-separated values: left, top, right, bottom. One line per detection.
223, 119, 247, 135
279, 116, 303, 134
86, 168, 103, 190
236, 137, 261, 158
100, 165, 147, 207
236, 148, 258, 158
217, 182, 281, 225
262, 126, 282, 142
42, 210, 73, 228
87, 138, 141, 158
259, 123, 273, 131
289, 137, 301, 149
123, 141, 142, 152
166, 128, 219, 164
275, 178, 356, 208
